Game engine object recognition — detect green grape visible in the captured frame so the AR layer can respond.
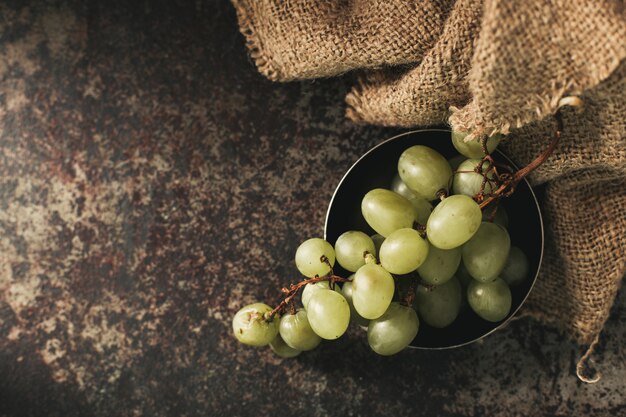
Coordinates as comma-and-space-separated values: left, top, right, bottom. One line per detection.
409, 195, 433, 226
448, 154, 465, 171
452, 159, 496, 197
467, 278, 512, 322
279, 309, 322, 351
415, 277, 462, 328
335, 231, 376, 272
269, 334, 301, 358
390, 174, 417, 200
462, 222, 511, 282
367, 302, 419, 356
455, 262, 474, 287
361, 189, 415, 237
379, 228, 429, 275
451, 130, 502, 159
352, 263, 395, 320
426, 195, 482, 249
417, 246, 461, 285
306, 290, 350, 340
232, 303, 279, 347
482, 205, 508, 228
370, 234, 385, 256
398, 145, 452, 200
341, 280, 370, 327
301, 281, 342, 310
295, 238, 336, 278
501, 246, 530, 286
390, 174, 433, 224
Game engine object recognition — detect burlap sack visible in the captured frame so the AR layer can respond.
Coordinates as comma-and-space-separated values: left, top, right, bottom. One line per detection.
231, 0, 626, 368
232, 0, 453, 81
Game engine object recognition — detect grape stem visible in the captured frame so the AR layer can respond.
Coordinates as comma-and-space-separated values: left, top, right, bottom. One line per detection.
402, 280, 417, 307
413, 221, 427, 239
483, 203, 500, 222
476, 111, 564, 210
267, 274, 352, 320
480, 135, 489, 155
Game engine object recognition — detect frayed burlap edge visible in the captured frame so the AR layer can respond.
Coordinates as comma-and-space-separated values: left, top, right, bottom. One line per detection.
448, 1, 626, 142
345, 70, 416, 126
450, 83, 593, 141
231, 0, 281, 81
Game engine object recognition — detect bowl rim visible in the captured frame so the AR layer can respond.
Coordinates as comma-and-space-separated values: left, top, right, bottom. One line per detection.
323, 128, 544, 350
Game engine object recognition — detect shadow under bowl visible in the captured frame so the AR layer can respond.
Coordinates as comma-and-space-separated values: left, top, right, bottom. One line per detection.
324, 129, 543, 349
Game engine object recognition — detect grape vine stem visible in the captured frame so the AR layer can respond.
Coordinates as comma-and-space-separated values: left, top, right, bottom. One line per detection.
267, 274, 352, 320
402, 280, 417, 307
478, 111, 564, 210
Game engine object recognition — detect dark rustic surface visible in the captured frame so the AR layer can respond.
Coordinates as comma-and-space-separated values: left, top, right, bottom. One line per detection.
0, 1, 624, 416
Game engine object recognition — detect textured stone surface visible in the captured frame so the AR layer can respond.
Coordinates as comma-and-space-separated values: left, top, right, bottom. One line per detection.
0, 1, 624, 416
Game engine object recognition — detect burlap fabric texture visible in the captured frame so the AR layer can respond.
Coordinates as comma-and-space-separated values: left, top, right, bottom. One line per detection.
231, 0, 626, 359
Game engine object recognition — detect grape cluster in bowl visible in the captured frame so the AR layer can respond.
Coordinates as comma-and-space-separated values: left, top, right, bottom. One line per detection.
232, 129, 542, 357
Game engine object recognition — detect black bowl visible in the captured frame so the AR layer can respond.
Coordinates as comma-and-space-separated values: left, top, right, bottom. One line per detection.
324, 129, 543, 349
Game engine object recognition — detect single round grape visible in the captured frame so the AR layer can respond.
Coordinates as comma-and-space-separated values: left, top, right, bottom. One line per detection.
390, 174, 433, 224
426, 194, 482, 249
451, 130, 502, 159
398, 145, 452, 200
390, 174, 417, 200
417, 245, 461, 285
379, 228, 429, 275
352, 263, 395, 320
482, 205, 508, 228
501, 246, 530, 286
462, 222, 511, 282
455, 262, 474, 287
408, 195, 433, 225
415, 277, 462, 328
269, 334, 301, 358
232, 303, 279, 347
279, 309, 322, 351
367, 302, 419, 356
370, 234, 385, 256
452, 159, 496, 197
295, 238, 335, 278
335, 231, 376, 272
361, 189, 415, 237
301, 281, 342, 310
306, 290, 350, 340
467, 278, 512, 322
341, 280, 370, 327
448, 154, 465, 171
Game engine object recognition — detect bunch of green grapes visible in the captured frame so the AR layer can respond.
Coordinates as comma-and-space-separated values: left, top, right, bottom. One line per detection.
232, 131, 531, 357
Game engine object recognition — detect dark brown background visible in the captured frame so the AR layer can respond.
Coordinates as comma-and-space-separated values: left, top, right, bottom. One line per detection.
0, 1, 624, 416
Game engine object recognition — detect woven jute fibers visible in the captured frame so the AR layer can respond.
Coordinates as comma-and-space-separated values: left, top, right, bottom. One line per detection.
525, 166, 626, 345
346, 0, 483, 128
231, 0, 626, 346
232, 0, 453, 81
503, 64, 626, 344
